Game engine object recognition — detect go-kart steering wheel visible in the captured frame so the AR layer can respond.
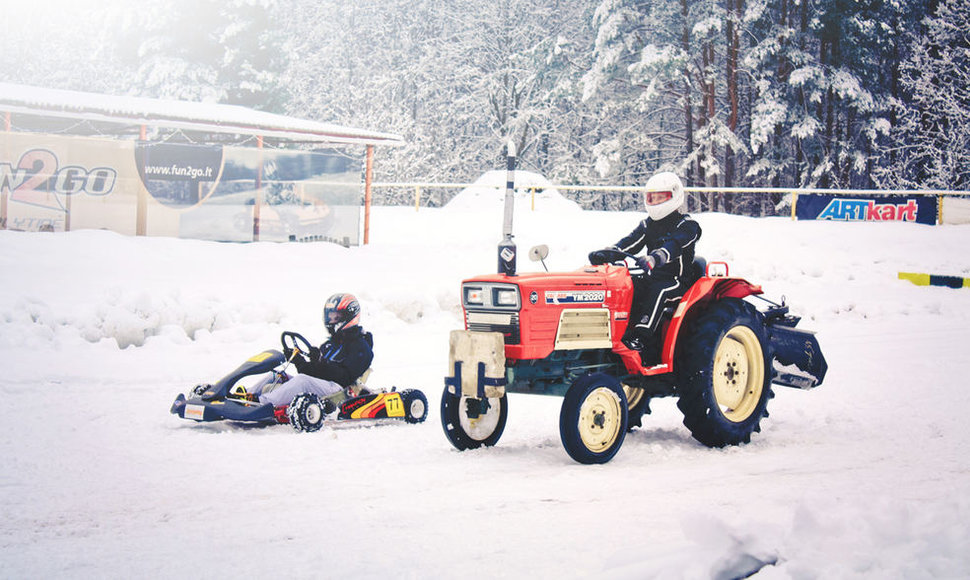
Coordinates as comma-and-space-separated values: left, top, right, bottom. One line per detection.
281, 331, 313, 361
588, 248, 648, 273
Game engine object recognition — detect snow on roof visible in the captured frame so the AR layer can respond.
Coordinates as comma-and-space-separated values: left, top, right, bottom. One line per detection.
0, 83, 404, 146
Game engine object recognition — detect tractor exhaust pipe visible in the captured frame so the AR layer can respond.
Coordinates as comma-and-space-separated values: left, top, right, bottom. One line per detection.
498, 141, 517, 276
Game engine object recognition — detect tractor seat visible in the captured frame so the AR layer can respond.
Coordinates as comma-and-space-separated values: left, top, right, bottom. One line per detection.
691, 256, 707, 284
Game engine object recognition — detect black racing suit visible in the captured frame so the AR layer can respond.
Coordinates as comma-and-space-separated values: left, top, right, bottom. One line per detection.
613, 212, 702, 349
293, 326, 374, 387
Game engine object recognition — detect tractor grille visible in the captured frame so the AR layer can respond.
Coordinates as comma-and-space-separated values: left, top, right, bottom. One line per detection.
465, 311, 521, 344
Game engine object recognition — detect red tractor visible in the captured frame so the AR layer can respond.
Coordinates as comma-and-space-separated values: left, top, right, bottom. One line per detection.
440, 246, 827, 464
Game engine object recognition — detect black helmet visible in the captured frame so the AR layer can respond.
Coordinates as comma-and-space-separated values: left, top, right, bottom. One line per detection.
323, 293, 361, 335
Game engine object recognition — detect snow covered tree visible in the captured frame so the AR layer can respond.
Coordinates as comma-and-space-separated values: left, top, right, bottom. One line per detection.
117, 0, 288, 109
880, 0, 969, 189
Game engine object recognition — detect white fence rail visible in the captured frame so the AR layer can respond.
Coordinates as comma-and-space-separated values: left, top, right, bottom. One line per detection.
371, 181, 970, 225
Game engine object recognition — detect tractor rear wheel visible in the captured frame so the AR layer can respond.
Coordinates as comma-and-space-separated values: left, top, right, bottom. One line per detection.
676, 298, 773, 447
440, 389, 508, 451
559, 373, 628, 464
623, 383, 650, 431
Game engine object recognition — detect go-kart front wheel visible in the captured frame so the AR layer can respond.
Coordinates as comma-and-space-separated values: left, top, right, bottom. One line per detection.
287, 393, 326, 433
559, 373, 628, 464
401, 389, 429, 424
440, 389, 508, 451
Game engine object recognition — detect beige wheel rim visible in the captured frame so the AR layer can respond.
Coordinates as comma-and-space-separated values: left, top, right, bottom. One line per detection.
578, 387, 623, 453
712, 325, 765, 422
622, 383, 644, 410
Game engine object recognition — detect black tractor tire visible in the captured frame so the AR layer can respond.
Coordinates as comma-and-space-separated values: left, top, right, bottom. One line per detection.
440, 388, 508, 451
287, 393, 326, 433
676, 297, 774, 447
559, 373, 628, 464
400, 389, 429, 424
623, 383, 651, 431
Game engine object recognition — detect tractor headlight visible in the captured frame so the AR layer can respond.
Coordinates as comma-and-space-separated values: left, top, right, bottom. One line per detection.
464, 286, 485, 306
493, 287, 519, 307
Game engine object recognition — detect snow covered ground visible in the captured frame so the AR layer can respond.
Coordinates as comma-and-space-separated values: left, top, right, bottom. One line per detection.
2, 187, 970, 578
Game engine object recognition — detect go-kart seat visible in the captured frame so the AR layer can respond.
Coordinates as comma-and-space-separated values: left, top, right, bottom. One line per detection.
347, 368, 372, 397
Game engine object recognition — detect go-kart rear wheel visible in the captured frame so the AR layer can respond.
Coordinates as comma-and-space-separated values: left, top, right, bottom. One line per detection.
440, 388, 508, 451
287, 393, 326, 433
401, 389, 428, 424
676, 298, 773, 447
559, 373, 628, 464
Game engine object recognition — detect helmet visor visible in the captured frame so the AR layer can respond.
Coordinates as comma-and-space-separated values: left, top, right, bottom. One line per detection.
645, 190, 674, 206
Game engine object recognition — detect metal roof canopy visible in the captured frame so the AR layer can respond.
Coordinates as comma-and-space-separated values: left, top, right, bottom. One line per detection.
0, 83, 404, 146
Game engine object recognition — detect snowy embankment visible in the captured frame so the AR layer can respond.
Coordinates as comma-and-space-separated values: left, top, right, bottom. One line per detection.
2, 189, 970, 578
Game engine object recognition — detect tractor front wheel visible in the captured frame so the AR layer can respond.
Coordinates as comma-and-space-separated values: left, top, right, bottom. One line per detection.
440, 389, 508, 451
676, 298, 773, 447
559, 373, 628, 464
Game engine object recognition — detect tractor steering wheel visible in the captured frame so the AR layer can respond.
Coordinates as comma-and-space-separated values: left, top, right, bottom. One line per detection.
588, 248, 648, 274
281, 331, 314, 362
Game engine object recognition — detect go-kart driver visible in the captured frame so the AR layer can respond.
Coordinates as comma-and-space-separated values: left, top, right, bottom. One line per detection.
243, 293, 374, 406
608, 171, 701, 364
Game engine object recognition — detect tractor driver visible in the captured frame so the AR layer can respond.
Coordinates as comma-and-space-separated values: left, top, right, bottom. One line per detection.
243, 293, 374, 407
607, 171, 701, 365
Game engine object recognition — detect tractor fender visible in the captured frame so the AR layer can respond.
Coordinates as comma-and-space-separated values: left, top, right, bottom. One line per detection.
663, 277, 763, 363
618, 277, 764, 376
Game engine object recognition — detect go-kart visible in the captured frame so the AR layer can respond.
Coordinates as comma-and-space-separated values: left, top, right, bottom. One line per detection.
170, 331, 428, 431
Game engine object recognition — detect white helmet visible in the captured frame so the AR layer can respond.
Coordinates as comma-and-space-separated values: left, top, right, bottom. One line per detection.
642, 171, 685, 220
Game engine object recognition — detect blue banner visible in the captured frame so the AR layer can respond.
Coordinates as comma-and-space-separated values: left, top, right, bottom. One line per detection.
796, 194, 938, 225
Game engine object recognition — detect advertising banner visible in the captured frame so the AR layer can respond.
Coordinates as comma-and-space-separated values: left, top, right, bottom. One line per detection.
795, 193, 938, 225
1, 131, 362, 244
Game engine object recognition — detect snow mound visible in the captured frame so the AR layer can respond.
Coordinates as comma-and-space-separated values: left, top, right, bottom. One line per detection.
0, 290, 283, 349
445, 170, 581, 213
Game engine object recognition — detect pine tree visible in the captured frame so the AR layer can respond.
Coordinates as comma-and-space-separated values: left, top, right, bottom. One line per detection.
883, 0, 969, 189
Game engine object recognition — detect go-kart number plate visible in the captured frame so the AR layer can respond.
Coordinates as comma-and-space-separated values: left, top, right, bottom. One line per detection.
184, 404, 206, 421
384, 393, 405, 418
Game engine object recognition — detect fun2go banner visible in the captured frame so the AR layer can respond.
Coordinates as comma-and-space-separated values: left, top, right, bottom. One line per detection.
2, 131, 363, 243
1, 131, 143, 233
795, 193, 938, 225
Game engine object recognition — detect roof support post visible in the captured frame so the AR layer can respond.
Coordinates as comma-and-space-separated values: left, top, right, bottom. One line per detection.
364, 144, 374, 245
254, 135, 264, 241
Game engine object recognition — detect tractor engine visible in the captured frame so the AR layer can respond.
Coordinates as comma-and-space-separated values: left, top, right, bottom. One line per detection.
455, 265, 636, 397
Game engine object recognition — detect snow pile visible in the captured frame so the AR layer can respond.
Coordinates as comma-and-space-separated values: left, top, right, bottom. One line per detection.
1, 202, 970, 578
445, 170, 581, 213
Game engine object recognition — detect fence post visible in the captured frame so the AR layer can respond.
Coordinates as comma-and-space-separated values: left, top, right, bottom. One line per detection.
790, 190, 798, 220
415, 186, 421, 211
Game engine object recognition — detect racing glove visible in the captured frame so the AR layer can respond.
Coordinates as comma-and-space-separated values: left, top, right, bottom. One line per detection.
635, 255, 656, 272
293, 346, 321, 372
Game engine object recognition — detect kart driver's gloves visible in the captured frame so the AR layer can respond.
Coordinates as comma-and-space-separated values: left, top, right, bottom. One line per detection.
636, 255, 656, 271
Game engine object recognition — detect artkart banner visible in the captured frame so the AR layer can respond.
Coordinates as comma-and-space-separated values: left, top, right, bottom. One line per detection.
1, 131, 362, 244
795, 193, 938, 225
